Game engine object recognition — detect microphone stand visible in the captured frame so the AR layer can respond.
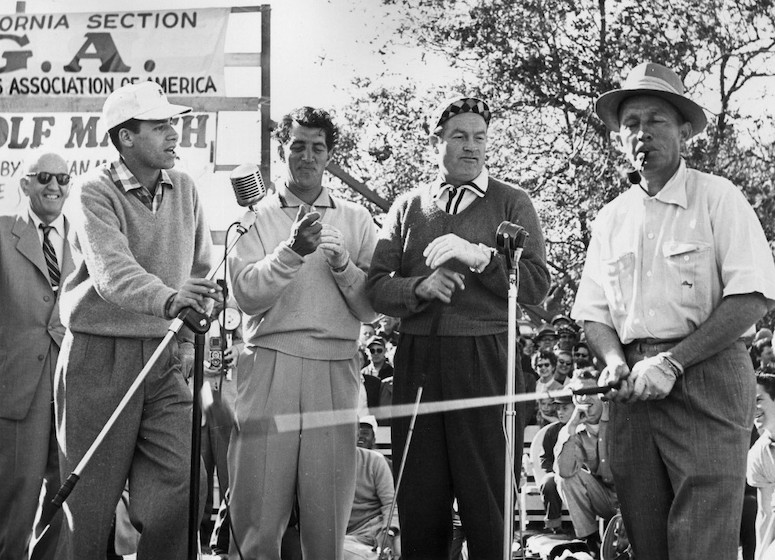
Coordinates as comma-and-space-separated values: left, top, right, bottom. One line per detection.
189, 331, 206, 559
496, 222, 528, 560
34, 210, 257, 545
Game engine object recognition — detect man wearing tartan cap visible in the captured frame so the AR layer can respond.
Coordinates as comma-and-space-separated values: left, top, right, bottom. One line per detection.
368, 94, 550, 559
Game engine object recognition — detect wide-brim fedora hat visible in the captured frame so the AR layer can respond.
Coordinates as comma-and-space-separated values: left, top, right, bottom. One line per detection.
595, 62, 707, 137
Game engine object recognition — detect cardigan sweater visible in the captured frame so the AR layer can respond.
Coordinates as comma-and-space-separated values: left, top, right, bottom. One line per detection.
229, 188, 378, 360
367, 177, 550, 336
61, 163, 213, 338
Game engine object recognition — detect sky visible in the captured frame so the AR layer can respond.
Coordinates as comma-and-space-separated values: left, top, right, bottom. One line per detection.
15, 0, 456, 116
0, 0, 457, 227
4, 0, 773, 226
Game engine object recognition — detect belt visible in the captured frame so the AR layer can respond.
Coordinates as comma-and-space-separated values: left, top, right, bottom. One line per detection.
624, 338, 683, 352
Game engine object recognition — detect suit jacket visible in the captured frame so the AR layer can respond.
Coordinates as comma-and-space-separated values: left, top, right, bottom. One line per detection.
0, 210, 75, 420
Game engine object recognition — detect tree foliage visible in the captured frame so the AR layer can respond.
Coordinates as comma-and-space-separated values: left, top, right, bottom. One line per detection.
332, 0, 775, 324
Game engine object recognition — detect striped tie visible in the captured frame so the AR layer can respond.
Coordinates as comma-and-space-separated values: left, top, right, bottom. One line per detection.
40, 224, 60, 289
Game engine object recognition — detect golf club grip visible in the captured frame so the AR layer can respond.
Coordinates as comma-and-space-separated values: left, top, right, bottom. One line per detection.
572, 382, 620, 396
52, 472, 80, 507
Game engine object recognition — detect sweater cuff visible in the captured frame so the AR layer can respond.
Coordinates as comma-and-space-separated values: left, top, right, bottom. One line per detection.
405, 276, 433, 314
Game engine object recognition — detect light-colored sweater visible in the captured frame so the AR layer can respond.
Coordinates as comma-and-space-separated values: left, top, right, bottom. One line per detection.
347, 447, 398, 534
229, 187, 378, 360
61, 163, 213, 338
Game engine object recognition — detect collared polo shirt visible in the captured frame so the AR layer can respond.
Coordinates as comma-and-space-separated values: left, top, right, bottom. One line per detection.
430, 168, 489, 214
110, 158, 173, 214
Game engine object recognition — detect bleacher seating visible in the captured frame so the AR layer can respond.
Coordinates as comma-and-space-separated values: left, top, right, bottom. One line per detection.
374, 423, 571, 531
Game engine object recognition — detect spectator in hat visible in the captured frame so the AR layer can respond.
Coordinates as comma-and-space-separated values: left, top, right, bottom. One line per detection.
556, 324, 579, 352
344, 415, 400, 560
362, 335, 394, 381
535, 324, 559, 352
530, 393, 576, 533
572, 61, 775, 560
551, 314, 574, 330
55, 82, 222, 559
554, 364, 619, 555
367, 93, 550, 558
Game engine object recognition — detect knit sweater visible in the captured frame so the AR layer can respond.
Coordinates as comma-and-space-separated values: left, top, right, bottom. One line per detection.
61, 163, 213, 338
347, 447, 399, 534
367, 178, 550, 336
229, 188, 378, 360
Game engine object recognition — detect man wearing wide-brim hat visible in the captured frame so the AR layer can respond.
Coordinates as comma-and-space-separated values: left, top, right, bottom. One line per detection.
571, 61, 775, 560
367, 94, 551, 558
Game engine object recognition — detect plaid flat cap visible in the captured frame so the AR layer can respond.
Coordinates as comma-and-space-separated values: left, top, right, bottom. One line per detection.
429, 95, 491, 131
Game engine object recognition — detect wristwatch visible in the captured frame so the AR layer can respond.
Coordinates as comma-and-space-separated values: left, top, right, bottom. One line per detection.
470, 244, 497, 274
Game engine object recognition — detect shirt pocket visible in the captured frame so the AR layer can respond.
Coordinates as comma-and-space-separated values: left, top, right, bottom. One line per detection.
602, 252, 635, 318
662, 241, 712, 309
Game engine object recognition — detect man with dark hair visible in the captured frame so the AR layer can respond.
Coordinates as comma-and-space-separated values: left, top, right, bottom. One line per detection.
229, 106, 378, 558
748, 370, 775, 559
571, 342, 591, 366
573, 61, 775, 560
55, 81, 222, 560
0, 152, 73, 560
367, 94, 550, 558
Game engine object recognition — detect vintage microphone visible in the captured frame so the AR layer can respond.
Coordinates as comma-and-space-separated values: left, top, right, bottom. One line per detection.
496, 220, 528, 560
230, 163, 267, 210
33, 167, 266, 550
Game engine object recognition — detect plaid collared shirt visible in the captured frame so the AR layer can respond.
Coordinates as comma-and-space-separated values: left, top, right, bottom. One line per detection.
110, 158, 173, 214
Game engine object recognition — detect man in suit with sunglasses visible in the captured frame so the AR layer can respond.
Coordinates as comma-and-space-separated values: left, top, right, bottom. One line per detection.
0, 152, 73, 560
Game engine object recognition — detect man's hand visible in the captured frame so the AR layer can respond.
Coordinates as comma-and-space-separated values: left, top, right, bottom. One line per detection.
374, 527, 401, 558
224, 346, 239, 368
598, 360, 632, 402
169, 278, 223, 318
628, 355, 678, 401
287, 206, 322, 257
565, 401, 587, 433
415, 267, 465, 303
423, 234, 490, 270
319, 223, 350, 269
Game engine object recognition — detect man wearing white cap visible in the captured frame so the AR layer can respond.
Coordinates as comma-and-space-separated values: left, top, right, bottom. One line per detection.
55, 81, 222, 559
572, 62, 775, 559
367, 94, 550, 558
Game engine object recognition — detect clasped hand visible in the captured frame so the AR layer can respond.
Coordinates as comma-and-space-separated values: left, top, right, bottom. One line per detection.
320, 223, 349, 269
423, 233, 488, 270
599, 356, 676, 402
169, 277, 223, 318
288, 206, 322, 257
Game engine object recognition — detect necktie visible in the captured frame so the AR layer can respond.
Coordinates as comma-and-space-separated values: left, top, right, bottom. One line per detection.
40, 224, 60, 289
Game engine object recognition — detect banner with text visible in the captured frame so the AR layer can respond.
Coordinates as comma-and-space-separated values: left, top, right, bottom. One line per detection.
0, 112, 215, 213
0, 8, 228, 99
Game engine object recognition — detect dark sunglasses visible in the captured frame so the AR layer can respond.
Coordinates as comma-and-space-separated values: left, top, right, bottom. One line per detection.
558, 359, 573, 366
27, 172, 71, 186
368, 347, 384, 354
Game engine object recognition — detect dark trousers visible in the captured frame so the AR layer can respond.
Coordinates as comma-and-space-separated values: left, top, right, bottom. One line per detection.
392, 332, 522, 560
612, 339, 754, 560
